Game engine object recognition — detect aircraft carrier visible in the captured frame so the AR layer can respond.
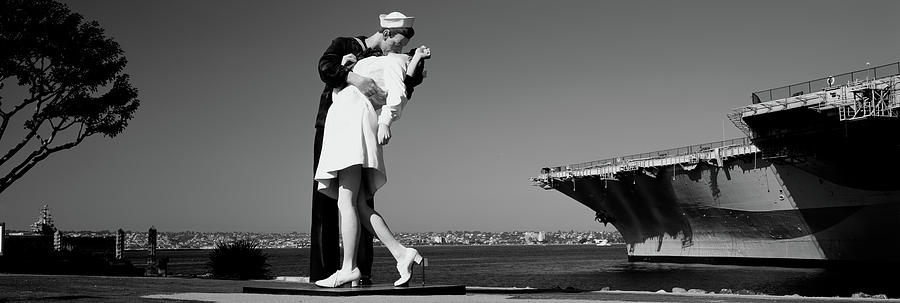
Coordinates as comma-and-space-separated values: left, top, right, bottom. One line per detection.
532, 61, 900, 266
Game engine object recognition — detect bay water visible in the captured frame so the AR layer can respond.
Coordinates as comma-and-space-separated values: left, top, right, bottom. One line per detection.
126, 244, 897, 297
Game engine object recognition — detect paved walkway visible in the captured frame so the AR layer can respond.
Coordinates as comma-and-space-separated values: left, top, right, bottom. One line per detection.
3, 273, 897, 303
145, 291, 900, 303
145, 293, 550, 303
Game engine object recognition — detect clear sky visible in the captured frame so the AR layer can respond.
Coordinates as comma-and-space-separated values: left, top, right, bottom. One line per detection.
1, 0, 899, 233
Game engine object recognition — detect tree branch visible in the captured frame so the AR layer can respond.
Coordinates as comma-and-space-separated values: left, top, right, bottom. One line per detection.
0, 78, 6, 110
0, 84, 57, 165
0, 127, 39, 167
47, 131, 87, 154
49, 118, 59, 131
0, 87, 64, 145
9, 58, 63, 116
0, 147, 45, 194
0, 82, 71, 165
0, 131, 87, 194
42, 117, 70, 147
58, 119, 77, 133
0, 115, 9, 144
1, 70, 53, 133
0, 67, 72, 157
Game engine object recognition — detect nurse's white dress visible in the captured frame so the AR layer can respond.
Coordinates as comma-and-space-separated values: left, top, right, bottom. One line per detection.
315, 53, 410, 200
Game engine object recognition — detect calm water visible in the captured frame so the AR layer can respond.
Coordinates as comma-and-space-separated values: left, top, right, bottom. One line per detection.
125, 245, 897, 297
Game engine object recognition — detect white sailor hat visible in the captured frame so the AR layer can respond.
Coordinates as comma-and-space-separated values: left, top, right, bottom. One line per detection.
379, 12, 414, 28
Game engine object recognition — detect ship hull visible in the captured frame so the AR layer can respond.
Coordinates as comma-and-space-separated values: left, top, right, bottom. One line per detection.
537, 70, 900, 266
550, 147, 900, 266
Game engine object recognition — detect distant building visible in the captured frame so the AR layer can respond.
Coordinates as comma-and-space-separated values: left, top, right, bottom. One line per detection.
30, 205, 56, 236
53, 230, 62, 251
524, 231, 545, 244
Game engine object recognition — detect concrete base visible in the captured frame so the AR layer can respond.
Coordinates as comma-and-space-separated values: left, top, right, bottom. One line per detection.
243, 283, 466, 296
272, 276, 309, 283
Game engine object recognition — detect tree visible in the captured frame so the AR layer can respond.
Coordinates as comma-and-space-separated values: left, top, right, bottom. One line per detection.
0, 0, 139, 194
207, 239, 270, 280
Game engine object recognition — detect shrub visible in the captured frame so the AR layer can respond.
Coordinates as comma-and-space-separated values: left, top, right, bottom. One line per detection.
207, 239, 270, 280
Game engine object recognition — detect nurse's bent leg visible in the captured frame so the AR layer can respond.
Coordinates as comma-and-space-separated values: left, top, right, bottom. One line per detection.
355, 192, 407, 261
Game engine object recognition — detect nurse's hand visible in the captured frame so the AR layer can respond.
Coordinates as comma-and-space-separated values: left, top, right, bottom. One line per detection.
378, 124, 392, 145
414, 46, 431, 59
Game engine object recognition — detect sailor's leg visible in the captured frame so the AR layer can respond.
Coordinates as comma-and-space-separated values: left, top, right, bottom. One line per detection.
356, 196, 375, 282
310, 127, 339, 281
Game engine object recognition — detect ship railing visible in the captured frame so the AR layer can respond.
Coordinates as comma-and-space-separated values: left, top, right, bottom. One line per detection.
837, 76, 900, 121
732, 74, 900, 121
751, 61, 900, 104
535, 137, 756, 182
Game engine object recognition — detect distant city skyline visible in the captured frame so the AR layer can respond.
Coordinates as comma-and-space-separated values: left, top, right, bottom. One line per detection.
1, 0, 900, 233
17, 229, 624, 250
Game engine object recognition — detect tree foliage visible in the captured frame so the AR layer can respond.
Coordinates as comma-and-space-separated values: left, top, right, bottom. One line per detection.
0, 0, 139, 193
207, 239, 270, 280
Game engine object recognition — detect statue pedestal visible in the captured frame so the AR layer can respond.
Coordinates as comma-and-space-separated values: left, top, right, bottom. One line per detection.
243, 283, 465, 296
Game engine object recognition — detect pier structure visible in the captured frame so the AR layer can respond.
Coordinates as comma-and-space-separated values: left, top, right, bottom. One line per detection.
53, 230, 62, 252
146, 226, 157, 276
115, 229, 125, 260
